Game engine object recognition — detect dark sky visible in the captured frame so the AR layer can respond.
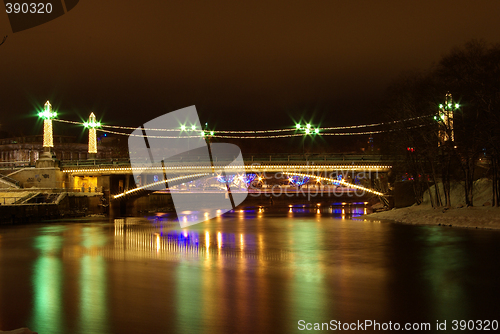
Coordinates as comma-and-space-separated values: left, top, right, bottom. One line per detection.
2, 0, 500, 137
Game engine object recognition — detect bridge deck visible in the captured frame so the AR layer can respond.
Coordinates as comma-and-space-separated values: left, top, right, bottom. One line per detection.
60, 154, 392, 174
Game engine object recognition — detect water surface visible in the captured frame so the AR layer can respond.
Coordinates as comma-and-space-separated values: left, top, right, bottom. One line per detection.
0, 205, 499, 333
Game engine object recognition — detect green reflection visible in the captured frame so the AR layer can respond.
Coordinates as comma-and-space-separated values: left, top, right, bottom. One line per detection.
289, 221, 329, 325
81, 226, 108, 249
176, 261, 202, 333
31, 233, 64, 333
421, 228, 467, 320
79, 255, 108, 334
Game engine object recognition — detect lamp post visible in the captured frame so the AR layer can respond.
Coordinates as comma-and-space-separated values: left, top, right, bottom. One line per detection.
38, 100, 57, 159
85, 112, 101, 160
295, 123, 320, 155
435, 93, 459, 147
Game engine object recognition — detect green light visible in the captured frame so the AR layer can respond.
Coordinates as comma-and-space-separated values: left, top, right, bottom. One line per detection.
305, 128, 311, 134
84, 121, 101, 128
38, 110, 55, 119
295, 124, 301, 129
439, 104, 443, 109
306, 124, 311, 128
314, 128, 319, 134
434, 116, 438, 120
191, 125, 196, 130
448, 104, 452, 108
455, 103, 460, 108
441, 114, 445, 120
181, 125, 186, 131
201, 131, 205, 137
210, 131, 214, 136
38, 101, 57, 120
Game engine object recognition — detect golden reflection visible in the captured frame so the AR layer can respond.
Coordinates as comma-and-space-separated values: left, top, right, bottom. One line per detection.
205, 231, 210, 251
240, 234, 244, 250
217, 232, 222, 249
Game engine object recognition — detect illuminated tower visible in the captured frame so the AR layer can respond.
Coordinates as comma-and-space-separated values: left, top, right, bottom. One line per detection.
436, 93, 459, 146
38, 101, 57, 158
85, 112, 100, 159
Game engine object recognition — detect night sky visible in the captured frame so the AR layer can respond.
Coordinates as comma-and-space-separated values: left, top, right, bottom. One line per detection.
2, 0, 500, 138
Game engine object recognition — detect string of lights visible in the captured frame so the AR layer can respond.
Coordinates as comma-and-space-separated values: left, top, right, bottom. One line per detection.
95, 128, 204, 139
84, 123, 428, 139
53, 114, 434, 135
320, 114, 432, 130
94, 128, 387, 139
93, 124, 426, 139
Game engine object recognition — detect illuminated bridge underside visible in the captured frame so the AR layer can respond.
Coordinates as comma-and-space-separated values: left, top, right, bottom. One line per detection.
113, 171, 385, 200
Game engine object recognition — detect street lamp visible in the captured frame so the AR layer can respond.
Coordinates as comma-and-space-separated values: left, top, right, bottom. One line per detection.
294, 122, 320, 154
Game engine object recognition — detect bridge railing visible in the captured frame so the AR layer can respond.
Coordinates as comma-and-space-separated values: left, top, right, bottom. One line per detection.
61, 154, 393, 168
0, 161, 32, 169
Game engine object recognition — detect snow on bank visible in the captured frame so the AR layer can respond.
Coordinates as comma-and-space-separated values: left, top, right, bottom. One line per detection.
365, 178, 500, 230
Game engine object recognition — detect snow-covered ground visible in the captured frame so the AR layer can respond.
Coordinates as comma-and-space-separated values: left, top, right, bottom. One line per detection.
365, 178, 500, 230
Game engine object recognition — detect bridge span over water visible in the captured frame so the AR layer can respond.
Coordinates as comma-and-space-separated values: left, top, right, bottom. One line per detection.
0, 153, 393, 219
1, 153, 392, 203
56, 154, 391, 200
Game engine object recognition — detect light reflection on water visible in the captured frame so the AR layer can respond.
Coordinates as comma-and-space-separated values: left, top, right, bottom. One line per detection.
0, 205, 499, 333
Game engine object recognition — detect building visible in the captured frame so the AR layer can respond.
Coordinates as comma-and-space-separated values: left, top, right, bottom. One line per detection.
0, 134, 123, 165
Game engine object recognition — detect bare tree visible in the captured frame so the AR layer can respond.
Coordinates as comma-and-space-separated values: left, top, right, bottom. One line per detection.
436, 39, 500, 206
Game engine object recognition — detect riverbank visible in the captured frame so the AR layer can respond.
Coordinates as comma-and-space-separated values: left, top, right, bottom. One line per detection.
364, 205, 500, 229
365, 178, 500, 230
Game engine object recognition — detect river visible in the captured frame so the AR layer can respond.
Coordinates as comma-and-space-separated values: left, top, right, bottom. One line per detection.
0, 204, 499, 333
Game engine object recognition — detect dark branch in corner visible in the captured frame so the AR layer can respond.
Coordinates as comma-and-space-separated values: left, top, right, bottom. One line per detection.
0, 36, 7, 47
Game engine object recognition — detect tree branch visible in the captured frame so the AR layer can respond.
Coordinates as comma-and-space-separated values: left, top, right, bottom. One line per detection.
0, 36, 7, 47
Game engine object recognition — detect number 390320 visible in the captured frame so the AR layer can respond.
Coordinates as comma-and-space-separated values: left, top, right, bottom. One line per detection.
5, 3, 53, 14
